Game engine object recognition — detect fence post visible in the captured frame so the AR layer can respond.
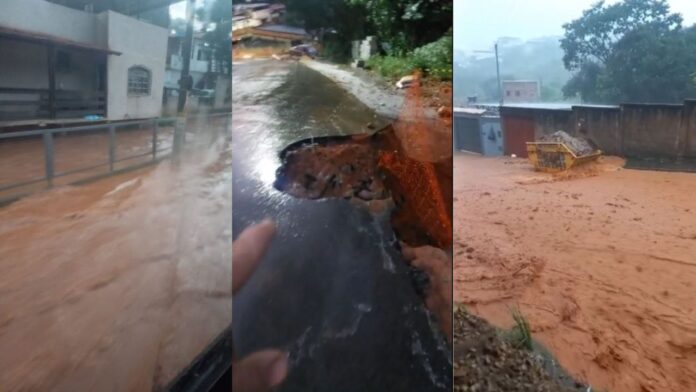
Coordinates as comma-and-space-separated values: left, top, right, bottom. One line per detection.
173, 116, 185, 158
152, 119, 158, 160
43, 131, 54, 187
108, 124, 116, 172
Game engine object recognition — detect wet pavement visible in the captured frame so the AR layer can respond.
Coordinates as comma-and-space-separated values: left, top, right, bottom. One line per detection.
231, 59, 451, 391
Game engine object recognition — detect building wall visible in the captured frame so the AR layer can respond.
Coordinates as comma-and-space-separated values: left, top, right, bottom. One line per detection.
499, 101, 696, 159
573, 106, 621, 155
502, 81, 539, 103
621, 104, 685, 158
0, 0, 98, 46
533, 109, 572, 137
685, 100, 696, 158
100, 11, 168, 120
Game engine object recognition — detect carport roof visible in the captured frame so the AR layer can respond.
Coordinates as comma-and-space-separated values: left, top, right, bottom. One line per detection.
0, 25, 121, 55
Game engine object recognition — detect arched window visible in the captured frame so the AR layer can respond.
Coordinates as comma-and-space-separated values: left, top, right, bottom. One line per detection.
127, 66, 151, 96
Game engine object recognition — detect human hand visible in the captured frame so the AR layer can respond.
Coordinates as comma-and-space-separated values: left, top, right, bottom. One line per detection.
232, 220, 288, 392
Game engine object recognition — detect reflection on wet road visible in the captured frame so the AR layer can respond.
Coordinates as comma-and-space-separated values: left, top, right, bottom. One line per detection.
232, 59, 451, 391
0, 120, 231, 390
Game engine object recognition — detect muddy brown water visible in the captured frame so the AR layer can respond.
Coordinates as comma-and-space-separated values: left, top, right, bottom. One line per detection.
0, 126, 175, 199
0, 124, 231, 390
454, 153, 696, 392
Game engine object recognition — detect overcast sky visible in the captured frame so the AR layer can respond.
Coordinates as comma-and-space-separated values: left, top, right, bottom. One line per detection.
454, 0, 696, 52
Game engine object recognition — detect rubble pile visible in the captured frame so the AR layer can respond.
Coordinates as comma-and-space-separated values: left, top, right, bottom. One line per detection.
275, 142, 388, 201
454, 306, 584, 392
540, 131, 595, 156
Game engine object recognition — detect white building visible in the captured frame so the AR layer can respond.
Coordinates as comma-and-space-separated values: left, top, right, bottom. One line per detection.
502, 80, 540, 103
163, 30, 231, 115
0, 0, 168, 124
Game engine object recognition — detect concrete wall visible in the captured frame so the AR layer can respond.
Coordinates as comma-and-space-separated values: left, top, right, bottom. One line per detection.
685, 100, 696, 158
621, 104, 685, 158
0, 0, 98, 46
500, 101, 696, 159
533, 109, 572, 138
100, 11, 167, 120
573, 106, 621, 155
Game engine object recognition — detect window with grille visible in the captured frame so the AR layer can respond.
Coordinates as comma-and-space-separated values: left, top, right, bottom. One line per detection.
127, 66, 151, 96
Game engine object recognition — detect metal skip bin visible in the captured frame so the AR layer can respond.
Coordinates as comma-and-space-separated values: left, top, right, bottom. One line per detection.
526, 142, 602, 172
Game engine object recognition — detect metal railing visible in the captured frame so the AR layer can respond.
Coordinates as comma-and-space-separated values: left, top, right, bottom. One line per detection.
0, 112, 231, 202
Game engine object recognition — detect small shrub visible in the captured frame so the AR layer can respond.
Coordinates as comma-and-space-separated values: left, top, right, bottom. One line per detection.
504, 306, 533, 350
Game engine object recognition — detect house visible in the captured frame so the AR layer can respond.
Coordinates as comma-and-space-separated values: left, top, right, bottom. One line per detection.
0, 0, 168, 126
232, 3, 285, 31
164, 29, 230, 114
502, 80, 540, 103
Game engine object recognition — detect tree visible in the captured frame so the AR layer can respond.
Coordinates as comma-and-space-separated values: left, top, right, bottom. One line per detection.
348, 0, 453, 55
559, 0, 692, 102
279, 0, 368, 61
562, 61, 603, 102
560, 0, 682, 70
599, 26, 696, 102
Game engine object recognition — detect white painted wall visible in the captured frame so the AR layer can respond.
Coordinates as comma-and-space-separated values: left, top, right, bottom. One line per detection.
0, 0, 98, 45
99, 11, 168, 120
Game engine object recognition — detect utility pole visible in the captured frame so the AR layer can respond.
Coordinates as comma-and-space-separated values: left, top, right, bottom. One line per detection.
495, 43, 503, 106
177, 0, 195, 114
474, 43, 503, 106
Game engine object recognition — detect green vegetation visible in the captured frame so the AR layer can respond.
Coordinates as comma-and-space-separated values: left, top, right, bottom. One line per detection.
503, 306, 533, 351
367, 33, 452, 80
561, 0, 696, 103
347, 0, 452, 56
281, 0, 452, 66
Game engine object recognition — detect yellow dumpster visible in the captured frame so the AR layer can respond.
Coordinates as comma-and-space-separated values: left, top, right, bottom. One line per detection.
526, 142, 602, 172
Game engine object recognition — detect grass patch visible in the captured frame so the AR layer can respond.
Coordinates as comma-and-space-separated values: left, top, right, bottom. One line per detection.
502, 306, 533, 350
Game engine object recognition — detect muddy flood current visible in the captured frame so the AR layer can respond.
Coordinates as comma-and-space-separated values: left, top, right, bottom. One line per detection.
454, 153, 696, 392
0, 121, 231, 390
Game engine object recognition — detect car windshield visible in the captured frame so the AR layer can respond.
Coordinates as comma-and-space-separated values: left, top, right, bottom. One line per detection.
0, 0, 232, 390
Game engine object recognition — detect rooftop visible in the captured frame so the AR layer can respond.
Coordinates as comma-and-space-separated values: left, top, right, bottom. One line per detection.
254, 24, 309, 37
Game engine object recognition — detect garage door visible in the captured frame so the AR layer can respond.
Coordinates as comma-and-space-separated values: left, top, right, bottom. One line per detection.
503, 116, 535, 158
453, 116, 482, 153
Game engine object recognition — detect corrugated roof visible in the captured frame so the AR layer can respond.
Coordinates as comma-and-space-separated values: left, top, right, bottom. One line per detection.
502, 102, 572, 110
453, 107, 487, 115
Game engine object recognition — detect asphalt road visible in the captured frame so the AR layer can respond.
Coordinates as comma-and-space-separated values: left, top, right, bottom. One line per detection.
231, 59, 452, 391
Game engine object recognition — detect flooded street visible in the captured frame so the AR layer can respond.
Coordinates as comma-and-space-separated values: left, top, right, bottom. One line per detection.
0, 120, 231, 390
454, 154, 696, 392
231, 59, 452, 391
